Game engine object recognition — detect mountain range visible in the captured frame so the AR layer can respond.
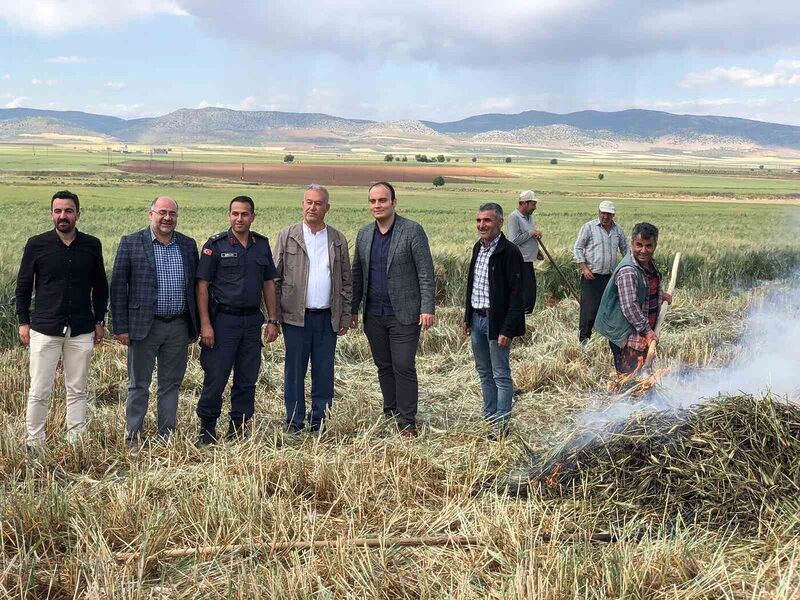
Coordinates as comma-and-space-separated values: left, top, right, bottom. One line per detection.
1, 106, 799, 151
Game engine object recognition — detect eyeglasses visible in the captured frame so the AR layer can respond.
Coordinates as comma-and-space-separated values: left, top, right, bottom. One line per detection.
153, 210, 178, 218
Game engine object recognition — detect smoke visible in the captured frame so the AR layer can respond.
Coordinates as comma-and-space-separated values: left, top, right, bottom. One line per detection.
575, 275, 800, 429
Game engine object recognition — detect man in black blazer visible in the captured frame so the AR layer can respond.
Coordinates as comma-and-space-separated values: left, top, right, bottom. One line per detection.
111, 196, 199, 448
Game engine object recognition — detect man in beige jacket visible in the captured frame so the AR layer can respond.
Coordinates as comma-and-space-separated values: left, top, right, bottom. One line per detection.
274, 184, 352, 433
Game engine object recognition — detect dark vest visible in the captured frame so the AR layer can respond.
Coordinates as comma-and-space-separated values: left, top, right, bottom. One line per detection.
595, 251, 648, 348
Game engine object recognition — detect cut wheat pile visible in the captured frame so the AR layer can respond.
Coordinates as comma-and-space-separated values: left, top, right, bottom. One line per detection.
531, 394, 800, 530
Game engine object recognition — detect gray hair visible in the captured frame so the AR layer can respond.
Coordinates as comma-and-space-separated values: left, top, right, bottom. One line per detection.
306, 183, 330, 203
478, 202, 503, 220
150, 196, 179, 211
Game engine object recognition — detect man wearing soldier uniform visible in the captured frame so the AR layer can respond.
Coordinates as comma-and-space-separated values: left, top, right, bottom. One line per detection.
195, 196, 280, 445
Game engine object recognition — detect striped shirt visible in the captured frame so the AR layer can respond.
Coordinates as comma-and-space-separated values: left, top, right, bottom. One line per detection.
573, 219, 628, 275
471, 235, 500, 309
151, 229, 186, 316
616, 263, 661, 351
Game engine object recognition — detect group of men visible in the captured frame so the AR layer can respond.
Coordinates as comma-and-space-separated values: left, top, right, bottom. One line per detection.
15, 184, 669, 448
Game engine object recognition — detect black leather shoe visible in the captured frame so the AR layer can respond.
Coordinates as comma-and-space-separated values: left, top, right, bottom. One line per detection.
286, 423, 303, 435
196, 428, 216, 447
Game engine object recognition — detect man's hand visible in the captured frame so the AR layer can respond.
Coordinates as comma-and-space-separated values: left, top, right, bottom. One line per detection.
265, 323, 280, 343
497, 334, 512, 348
19, 324, 30, 346
644, 329, 659, 345
460, 323, 470, 341
532, 229, 542, 240
537, 251, 544, 261
662, 292, 673, 305
350, 315, 359, 329
581, 265, 595, 280
94, 324, 105, 344
337, 325, 349, 336
114, 333, 130, 346
419, 313, 436, 330
200, 323, 215, 348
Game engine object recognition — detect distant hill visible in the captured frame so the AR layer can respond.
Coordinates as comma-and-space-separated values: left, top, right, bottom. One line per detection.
1, 106, 799, 150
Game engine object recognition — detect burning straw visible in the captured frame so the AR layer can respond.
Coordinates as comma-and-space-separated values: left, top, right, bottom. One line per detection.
524, 394, 800, 531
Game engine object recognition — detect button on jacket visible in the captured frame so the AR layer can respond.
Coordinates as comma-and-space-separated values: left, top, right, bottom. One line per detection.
16, 229, 109, 337
196, 230, 278, 308
274, 222, 352, 331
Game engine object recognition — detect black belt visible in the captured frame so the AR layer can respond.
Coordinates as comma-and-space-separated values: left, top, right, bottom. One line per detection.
217, 304, 260, 316
305, 307, 331, 314
153, 313, 186, 323
473, 308, 488, 317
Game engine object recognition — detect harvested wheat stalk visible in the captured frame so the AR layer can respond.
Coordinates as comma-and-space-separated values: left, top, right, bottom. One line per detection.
115, 534, 480, 562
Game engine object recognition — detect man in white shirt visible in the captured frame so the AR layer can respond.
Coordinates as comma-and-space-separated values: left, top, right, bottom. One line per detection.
274, 184, 353, 433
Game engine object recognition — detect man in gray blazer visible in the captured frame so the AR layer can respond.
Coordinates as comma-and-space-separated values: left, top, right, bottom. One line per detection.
111, 196, 199, 449
506, 190, 543, 314
350, 182, 435, 437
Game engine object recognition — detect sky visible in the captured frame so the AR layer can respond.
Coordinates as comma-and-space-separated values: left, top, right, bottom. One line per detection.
2, 1, 800, 125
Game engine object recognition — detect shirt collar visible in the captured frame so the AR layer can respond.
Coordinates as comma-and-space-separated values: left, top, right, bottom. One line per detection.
150, 227, 175, 245
480, 234, 501, 252
303, 222, 327, 236
228, 229, 254, 246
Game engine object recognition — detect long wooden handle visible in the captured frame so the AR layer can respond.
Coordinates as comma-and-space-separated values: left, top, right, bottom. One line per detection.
537, 238, 580, 302
644, 252, 681, 369
114, 535, 479, 562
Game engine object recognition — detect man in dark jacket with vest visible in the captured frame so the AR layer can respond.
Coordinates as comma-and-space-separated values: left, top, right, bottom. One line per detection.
595, 222, 672, 374
463, 202, 525, 438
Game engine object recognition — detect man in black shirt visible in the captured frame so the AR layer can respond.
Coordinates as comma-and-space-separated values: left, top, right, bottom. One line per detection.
15, 190, 108, 446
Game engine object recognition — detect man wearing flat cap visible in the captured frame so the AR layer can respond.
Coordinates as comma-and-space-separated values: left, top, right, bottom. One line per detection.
506, 190, 543, 315
573, 200, 628, 343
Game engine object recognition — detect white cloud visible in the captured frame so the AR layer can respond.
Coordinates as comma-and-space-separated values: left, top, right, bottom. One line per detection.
45, 55, 87, 64
4, 96, 28, 108
175, 0, 800, 66
2, 74, 10, 80
104, 81, 128, 90
0, 1, 187, 34
31, 78, 58, 86
83, 102, 148, 118
681, 60, 800, 89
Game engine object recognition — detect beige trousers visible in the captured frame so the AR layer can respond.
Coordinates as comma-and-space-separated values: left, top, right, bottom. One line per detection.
27, 327, 94, 445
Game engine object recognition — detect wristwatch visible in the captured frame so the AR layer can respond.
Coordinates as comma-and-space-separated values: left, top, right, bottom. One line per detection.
267, 319, 279, 325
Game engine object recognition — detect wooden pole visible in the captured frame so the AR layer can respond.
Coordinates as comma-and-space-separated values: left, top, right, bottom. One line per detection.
114, 535, 479, 562
643, 252, 681, 370
538, 238, 580, 302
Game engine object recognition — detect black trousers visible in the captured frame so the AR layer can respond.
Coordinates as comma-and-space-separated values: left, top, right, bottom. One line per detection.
521, 261, 537, 314
363, 314, 421, 429
579, 273, 611, 342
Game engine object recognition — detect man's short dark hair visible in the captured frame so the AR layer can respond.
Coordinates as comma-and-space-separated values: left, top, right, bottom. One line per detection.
632, 222, 659, 241
369, 181, 396, 201
478, 202, 503, 220
230, 195, 255, 213
51, 190, 80, 212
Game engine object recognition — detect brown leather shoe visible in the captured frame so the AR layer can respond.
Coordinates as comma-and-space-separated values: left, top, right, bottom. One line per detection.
400, 427, 417, 439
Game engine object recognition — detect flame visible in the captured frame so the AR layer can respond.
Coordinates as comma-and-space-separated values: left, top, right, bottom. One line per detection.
545, 462, 563, 488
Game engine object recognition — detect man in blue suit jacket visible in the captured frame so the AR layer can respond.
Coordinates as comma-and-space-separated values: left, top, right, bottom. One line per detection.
111, 196, 199, 448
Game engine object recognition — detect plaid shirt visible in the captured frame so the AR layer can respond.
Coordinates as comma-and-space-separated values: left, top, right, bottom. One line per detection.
616, 262, 661, 350
470, 235, 500, 309
151, 229, 186, 316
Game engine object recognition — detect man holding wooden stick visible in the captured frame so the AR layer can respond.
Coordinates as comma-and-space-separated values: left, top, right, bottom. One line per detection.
595, 223, 671, 374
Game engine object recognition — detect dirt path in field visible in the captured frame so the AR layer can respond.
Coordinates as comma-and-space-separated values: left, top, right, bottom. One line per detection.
117, 160, 513, 185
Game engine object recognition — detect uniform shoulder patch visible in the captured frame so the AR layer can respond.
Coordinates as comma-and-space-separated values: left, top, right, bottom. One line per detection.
209, 231, 226, 241
251, 231, 267, 240
203, 247, 213, 256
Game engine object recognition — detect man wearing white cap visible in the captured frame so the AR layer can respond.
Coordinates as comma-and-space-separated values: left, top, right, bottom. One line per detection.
573, 201, 628, 343
506, 190, 543, 314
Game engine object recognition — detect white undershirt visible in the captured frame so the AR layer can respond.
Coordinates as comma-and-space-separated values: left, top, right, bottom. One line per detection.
303, 222, 331, 309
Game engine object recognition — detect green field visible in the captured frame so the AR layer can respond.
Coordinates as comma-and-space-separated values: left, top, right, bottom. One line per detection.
1, 143, 800, 597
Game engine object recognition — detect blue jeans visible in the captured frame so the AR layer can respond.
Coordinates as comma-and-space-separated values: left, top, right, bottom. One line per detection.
283, 309, 337, 429
470, 312, 513, 426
